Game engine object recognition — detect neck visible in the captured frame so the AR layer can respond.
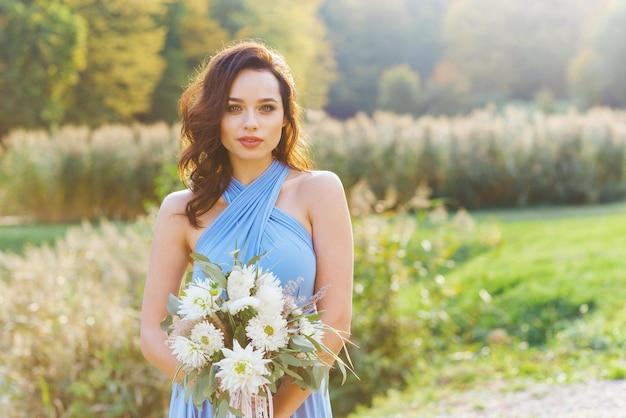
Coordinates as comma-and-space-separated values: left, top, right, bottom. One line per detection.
230, 158, 275, 186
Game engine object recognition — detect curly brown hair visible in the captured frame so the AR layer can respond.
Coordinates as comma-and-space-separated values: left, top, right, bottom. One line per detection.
178, 40, 313, 227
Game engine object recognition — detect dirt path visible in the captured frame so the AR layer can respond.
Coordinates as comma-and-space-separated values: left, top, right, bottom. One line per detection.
426, 379, 626, 417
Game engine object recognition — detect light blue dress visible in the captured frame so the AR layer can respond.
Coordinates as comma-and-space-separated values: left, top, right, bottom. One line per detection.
169, 160, 333, 417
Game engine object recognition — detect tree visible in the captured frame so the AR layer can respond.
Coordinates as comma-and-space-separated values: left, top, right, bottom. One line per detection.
569, 0, 626, 107
0, 0, 86, 136
320, 0, 450, 118
377, 64, 421, 115
63, 0, 168, 126
147, 0, 230, 123
221, 0, 335, 110
442, 0, 588, 103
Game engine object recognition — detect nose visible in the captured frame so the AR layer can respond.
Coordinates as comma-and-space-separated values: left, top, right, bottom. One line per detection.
244, 111, 258, 131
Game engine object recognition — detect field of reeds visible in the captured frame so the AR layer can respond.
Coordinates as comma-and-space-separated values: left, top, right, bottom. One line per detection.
0, 123, 179, 222
1, 106, 625, 222
1, 107, 625, 417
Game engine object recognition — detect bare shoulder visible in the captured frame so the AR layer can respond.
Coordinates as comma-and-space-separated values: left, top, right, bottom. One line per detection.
151, 189, 195, 252
293, 170, 349, 218
159, 189, 193, 215
295, 169, 346, 198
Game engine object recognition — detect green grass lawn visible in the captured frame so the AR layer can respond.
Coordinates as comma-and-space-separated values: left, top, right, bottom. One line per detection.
0, 222, 74, 253
350, 202, 626, 418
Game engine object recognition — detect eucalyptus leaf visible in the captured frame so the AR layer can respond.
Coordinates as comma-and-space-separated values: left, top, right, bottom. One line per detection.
160, 314, 173, 332
228, 406, 245, 417
311, 363, 325, 389
279, 364, 303, 381
217, 396, 230, 418
290, 334, 315, 352
190, 252, 211, 263
191, 376, 207, 409
277, 352, 303, 367
166, 293, 181, 315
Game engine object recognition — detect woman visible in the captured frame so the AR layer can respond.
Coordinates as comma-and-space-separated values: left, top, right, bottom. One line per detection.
140, 40, 353, 418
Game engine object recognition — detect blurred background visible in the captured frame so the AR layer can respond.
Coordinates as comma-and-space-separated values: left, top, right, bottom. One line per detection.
2, 0, 626, 134
1, 0, 625, 417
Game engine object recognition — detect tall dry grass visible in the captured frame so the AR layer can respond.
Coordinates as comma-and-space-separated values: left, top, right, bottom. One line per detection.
307, 106, 626, 208
0, 123, 179, 222
0, 106, 625, 222
0, 214, 170, 417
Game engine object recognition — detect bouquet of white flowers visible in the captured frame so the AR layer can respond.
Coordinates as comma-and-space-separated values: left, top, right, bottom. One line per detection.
161, 250, 352, 418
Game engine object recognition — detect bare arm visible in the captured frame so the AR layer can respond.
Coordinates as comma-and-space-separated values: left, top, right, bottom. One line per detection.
140, 191, 193, 380
272, 171, 354, 418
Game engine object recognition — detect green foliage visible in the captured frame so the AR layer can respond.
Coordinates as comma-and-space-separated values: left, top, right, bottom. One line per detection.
329, 207, 500, 415
447, 208, 626, 346
0, 0, 86, 136
377, 64, 421, 115
568, 0, 626, 107
217, 0, 335, 110
4, 1, 626, 132
0, 123, 178, 222
62, 0, 168, 126
147, 0, 231, 124
320, 0, 450, 118
442, 0, 585, 101
352, 203, 626, 417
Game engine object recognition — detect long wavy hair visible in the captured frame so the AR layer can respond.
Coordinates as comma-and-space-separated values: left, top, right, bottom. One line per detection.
178, 40, 313, 228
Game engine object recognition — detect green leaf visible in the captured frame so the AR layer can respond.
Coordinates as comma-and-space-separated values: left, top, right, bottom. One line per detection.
277, 352, 302, 367
311, 363, 325, 389
278, 363, 304, 381
190, 252, 211, 263
246, 251, 266, 266
306, 312, 322, 322
190, 252, 227, 285
234, 325, 247, 346
166, 293, 181, 316
228, 406, 245, 417
217, 396, 230, 418
160, 314, 173, 332
290, 334, 316, 352
191, 374, 211, 409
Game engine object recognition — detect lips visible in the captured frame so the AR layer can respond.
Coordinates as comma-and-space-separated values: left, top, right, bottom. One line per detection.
237, 136, 263, 148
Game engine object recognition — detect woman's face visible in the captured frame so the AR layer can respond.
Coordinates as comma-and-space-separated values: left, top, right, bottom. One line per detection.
220, 69, 286, 168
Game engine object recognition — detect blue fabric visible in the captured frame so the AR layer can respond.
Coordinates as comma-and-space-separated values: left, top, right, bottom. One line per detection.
169, 160, 332, 418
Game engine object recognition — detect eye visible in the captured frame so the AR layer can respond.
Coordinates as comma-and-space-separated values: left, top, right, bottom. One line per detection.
227, 104, 242, 113
260, 104, 276, 112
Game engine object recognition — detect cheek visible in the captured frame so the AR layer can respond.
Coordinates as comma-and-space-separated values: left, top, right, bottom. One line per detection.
220, 118, 233, 136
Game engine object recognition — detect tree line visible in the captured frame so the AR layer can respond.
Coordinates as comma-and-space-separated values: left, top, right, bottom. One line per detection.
1, 0, 626, 137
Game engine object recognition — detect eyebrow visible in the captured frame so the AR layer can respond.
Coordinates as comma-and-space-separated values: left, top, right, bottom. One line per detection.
227, 97, 279, 103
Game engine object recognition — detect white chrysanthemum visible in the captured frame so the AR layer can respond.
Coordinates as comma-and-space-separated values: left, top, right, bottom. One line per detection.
215, 341, 270, 398
223, 295, 260, 314
255, 272, 285, 318
190, 321, 225, 357
246, 314, 289, 352
299, 317, 325, 345
227, 265, 256, 300
169, 335, 210, 369
178, 278, 221, 320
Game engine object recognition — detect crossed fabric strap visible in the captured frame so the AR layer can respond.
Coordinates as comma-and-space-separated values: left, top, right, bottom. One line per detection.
196, 159, 289, 264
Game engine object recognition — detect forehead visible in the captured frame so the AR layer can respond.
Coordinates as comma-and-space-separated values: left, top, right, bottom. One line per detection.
229, 69, 281, 99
